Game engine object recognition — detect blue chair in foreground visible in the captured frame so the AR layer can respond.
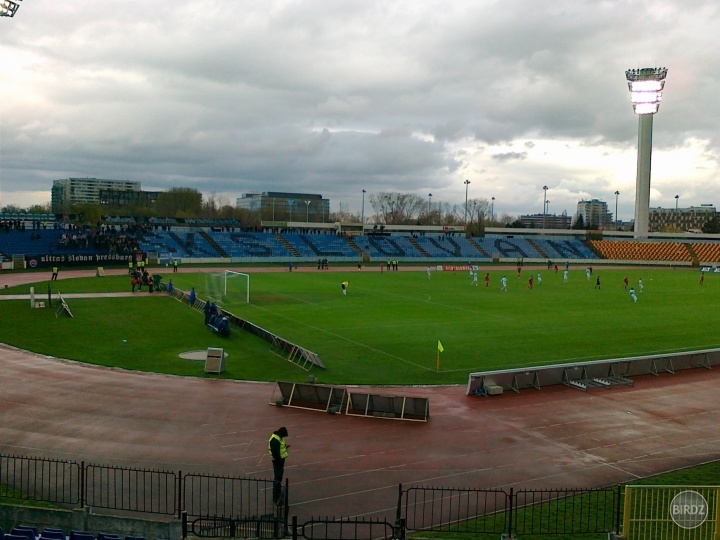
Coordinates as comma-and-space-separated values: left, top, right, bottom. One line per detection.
69, 531, 93, 540
40, 531, 64, 540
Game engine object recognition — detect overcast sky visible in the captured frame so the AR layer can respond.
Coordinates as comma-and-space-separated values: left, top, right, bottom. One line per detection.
1, 0, 719, 221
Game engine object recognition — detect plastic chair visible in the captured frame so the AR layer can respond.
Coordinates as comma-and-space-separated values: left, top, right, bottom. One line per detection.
69, 532, 94, 540
97, 534, 121, 540
11, 529, 35, 540
39, 532, 64, 540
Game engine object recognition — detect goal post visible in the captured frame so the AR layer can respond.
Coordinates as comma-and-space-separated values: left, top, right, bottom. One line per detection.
224, 270, 250, 303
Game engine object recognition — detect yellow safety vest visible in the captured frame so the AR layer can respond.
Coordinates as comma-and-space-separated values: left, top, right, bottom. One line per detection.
268, 433, 288, 460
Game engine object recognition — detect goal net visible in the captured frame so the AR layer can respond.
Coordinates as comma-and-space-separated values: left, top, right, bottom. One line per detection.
224, 270, 250, 303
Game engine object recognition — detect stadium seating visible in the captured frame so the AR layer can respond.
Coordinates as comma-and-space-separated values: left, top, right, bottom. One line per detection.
476, 235, 544, 259
530, 237, 598, 260
691, 242, 720, 262
413, 235, 485, 258
280, 233, 358, 258
212, 232, 290, 258
587, 240, 692, 262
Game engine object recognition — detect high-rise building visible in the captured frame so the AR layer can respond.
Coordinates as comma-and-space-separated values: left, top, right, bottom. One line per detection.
576, 199, 612, 229
649, 205, 717, 232
236, 192, 330, 223
519, 213, 571, 229
52, 178, 141, 214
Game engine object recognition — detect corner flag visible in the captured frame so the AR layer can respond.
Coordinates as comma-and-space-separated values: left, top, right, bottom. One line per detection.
436, 340, 444, 373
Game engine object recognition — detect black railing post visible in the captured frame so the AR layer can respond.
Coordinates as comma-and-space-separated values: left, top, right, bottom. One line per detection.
396, 483, 403, 520
393, 517, 406, 540
507, 487, 514, 539
615, 484, 622, 534
283, 478, 290, 533
292, 515, 298, 540
80, 460, 85, 508
177, 470, 183, 520
181, 510, 187, 539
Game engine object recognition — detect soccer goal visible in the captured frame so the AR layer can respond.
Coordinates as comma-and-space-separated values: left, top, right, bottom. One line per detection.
224, 270, 250, 303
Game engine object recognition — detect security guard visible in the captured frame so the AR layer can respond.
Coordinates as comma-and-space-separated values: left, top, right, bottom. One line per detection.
268, 427, 289, 503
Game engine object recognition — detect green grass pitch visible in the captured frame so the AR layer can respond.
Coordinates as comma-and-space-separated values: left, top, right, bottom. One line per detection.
0, 266, 718, 385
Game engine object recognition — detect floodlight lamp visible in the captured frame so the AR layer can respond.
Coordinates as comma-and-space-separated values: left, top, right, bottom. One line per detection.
0, 0, 21, 17
625, 67, 668, 115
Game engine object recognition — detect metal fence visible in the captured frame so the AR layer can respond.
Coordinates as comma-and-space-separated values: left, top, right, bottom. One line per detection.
0, 454, 79, 505
85, 464, 177, 515
0, 452, 628, 539
292, 516, 396, 540
183, 473, 276, 521
0, 453, 274, 522
398, 484, 622, 538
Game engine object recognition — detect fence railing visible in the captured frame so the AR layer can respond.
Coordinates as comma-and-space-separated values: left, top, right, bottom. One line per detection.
398, 484, 622, 538
85, 464, 177, 516
0, 453, 274, 521
0, 454, 80, 505
293, 516, 396, 540
182, 473, 277, 521
0, 452, 627, 539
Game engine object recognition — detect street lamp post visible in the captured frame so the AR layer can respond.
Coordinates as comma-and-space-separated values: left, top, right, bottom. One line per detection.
626, 67, 668, 239
464, 179, 471, 225
428, 193, 432, 224
305, 200, 311, 222
491, 197, 495, 222
361, 189, 366, 227
542, 186, 548, 229
614, 191, 620, 229
675, 194, 679, 211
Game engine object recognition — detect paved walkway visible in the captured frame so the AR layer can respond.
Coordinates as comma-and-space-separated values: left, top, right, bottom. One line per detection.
0, 267, 719, 523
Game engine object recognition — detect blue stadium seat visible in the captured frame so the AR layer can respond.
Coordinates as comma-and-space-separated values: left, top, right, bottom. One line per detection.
12, 528, 36, 540
124, 536, 145, 540
97, 534, 121, 540
15, 526, 37, 537
6, 534, 28, 540
69, 531, 94, 540
39, 531, 64, 540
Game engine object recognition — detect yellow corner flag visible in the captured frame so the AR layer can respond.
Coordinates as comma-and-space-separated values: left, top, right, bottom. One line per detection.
436, 340, 444, 373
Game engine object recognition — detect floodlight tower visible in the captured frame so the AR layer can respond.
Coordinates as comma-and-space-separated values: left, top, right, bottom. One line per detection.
626, 67, 668, 239
0, 0, 22, 17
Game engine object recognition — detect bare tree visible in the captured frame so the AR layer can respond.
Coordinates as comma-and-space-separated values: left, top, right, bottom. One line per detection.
369, 192, 424, 224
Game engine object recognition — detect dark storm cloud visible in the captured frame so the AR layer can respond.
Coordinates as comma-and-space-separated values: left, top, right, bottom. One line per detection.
1, 0, 719, 218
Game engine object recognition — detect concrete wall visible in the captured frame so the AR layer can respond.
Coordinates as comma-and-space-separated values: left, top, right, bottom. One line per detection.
0, 504, 182, 539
